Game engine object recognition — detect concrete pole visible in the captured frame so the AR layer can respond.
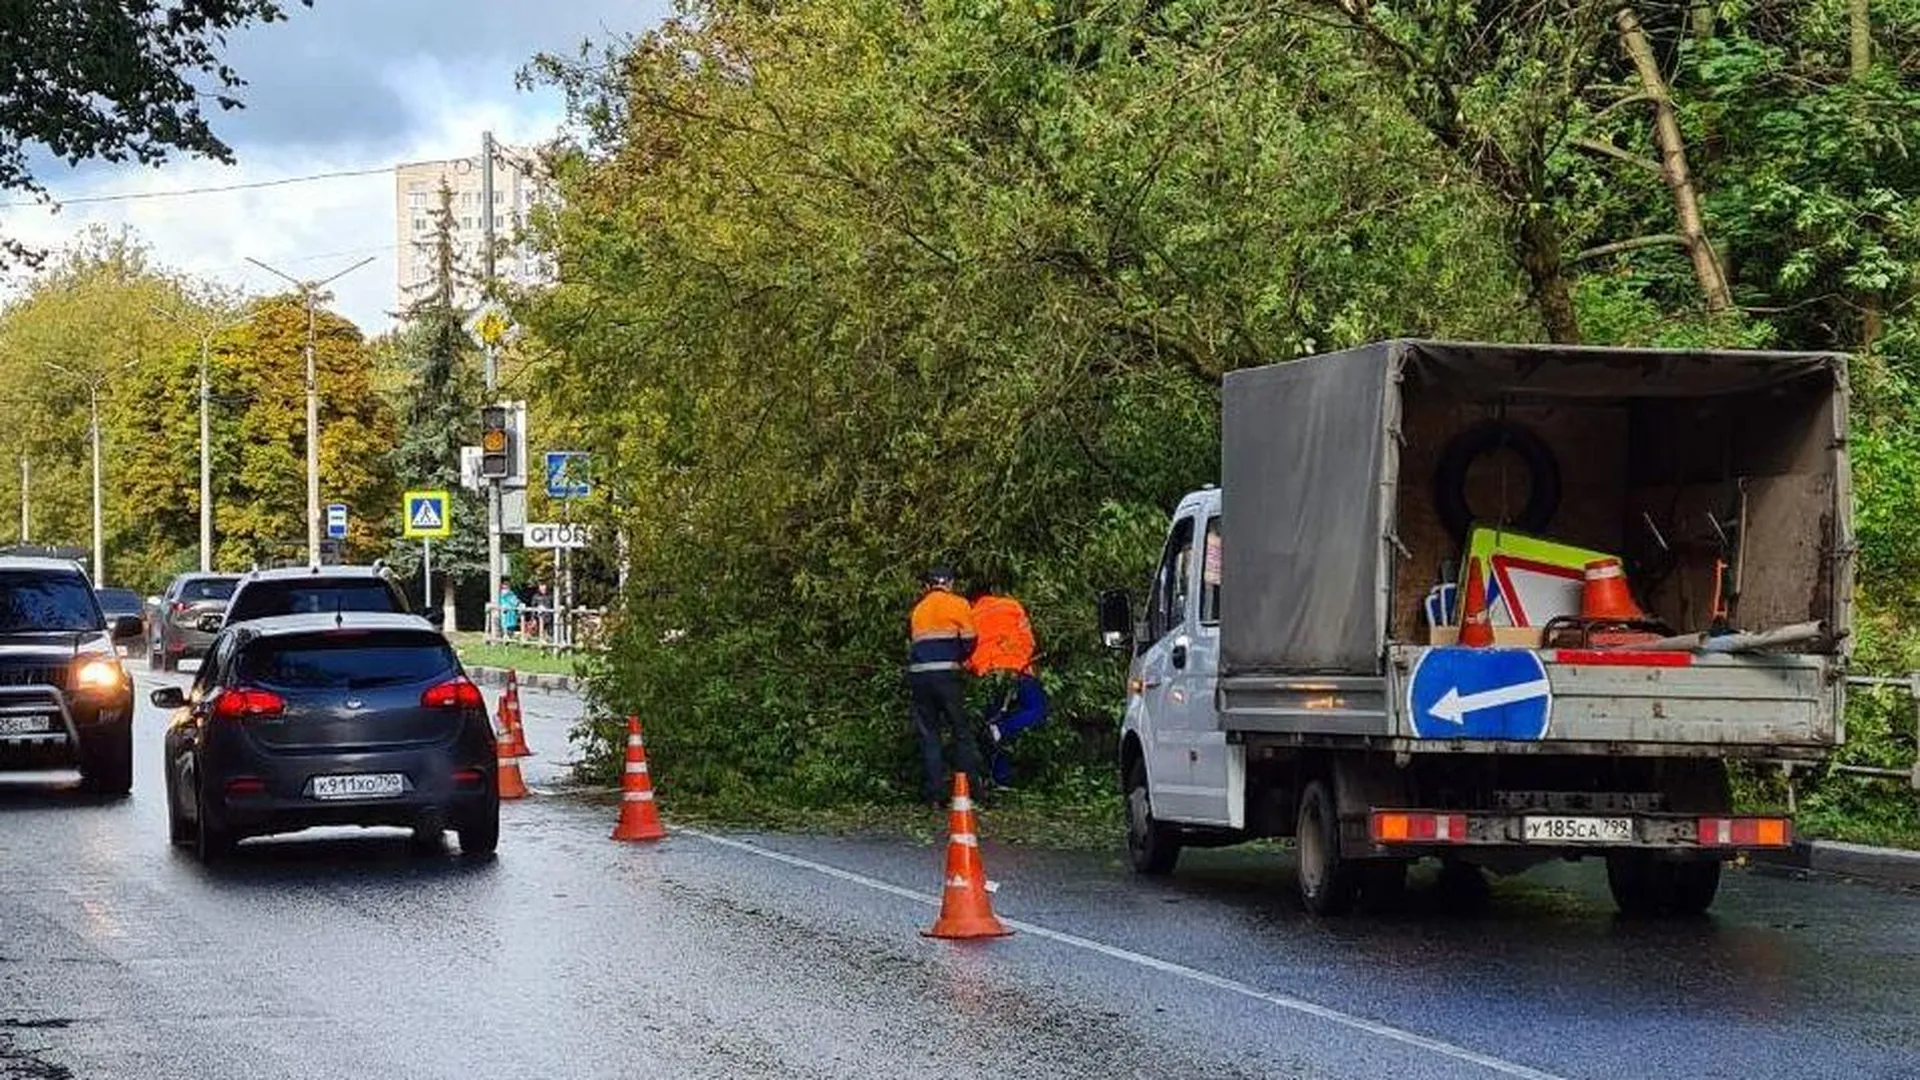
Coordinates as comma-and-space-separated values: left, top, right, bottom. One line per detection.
304, 294, 320, 567
89, 385, 103, 582
18, 456, 27, 543
483, 131, 503, 637
199, 332, 213, 572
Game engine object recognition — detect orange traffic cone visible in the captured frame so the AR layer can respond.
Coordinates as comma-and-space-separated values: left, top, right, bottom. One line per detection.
923, 773, 1011, 940
610, 716, 667, 842
1580, 557, 1647, 621
504, 671, 532, 757
496, 726, 529, 800
1458, 555, 1494, 648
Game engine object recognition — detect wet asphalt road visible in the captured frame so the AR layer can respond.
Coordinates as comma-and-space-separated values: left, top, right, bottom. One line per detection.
3, 672, 1919, 1079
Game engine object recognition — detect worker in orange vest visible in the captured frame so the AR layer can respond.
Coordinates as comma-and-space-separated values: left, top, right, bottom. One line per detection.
908, 566, 981, 804
968, 583, 1048, 786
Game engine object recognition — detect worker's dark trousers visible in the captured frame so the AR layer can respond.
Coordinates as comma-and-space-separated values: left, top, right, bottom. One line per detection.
909, 671, 981, 802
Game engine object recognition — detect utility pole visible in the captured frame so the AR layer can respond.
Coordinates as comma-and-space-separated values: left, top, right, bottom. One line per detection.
18, 456, 27, 543
43, 359, 137, 583
246, 256, 375, 566
482, 130, 504, 634
154, 306, 261, 572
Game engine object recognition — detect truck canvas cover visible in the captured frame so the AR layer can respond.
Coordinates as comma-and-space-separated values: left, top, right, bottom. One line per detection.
1220, 340, 1848, 677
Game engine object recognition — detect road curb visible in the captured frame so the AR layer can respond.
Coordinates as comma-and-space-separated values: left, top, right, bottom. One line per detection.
466, 665, 581, 694
1749, 839, 1920, 888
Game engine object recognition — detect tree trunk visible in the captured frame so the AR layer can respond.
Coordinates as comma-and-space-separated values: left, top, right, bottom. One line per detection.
1520, 210, 1581, 343
1851, 0, 1871, 77
1617, 8, 1733, 314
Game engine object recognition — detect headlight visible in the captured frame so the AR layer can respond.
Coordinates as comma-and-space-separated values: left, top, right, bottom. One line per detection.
74, 659, 126, 691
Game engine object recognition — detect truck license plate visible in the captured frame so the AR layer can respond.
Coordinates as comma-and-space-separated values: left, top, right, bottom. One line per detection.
0, 715, 54, 735
1523, 816, 1632, 843
311, 773, 404, 800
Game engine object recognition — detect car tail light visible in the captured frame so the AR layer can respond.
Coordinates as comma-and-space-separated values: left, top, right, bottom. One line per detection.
1697, 816, 1792, 848
421, 678, 484, 710
210, 688, 286, 721
1370, 811, 1469, 844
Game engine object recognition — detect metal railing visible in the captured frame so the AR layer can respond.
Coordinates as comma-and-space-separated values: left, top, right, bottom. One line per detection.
483, 602, 607, 653
1831, 673, 1920, 790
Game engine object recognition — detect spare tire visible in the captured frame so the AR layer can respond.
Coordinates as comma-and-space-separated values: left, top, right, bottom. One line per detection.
1433, 420, 1561, 545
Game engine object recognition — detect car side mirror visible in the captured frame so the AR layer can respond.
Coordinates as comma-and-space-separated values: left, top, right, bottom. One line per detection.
1097, 589, 1134, 651
149, 687, 187, 710
197, 613, 224, 633
110, 615, 143, 641
423, 609, 446, 628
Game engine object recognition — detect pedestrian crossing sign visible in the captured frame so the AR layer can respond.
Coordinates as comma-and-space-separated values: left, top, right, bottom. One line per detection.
403, 490, 451, 539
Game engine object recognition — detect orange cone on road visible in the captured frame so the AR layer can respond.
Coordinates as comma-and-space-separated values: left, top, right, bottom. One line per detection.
1458, 556, 1494, 648
923, 773, 1011, 940
496, 726, 529, 800
610, 716, 667, 842
503, 670, 532, 757
1580, 557, 1647, 622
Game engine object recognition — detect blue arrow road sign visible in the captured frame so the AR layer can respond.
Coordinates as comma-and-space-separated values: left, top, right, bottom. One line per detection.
325, 503, 348, 540
544, 451, 590, 499
1406, 647, 1552, 741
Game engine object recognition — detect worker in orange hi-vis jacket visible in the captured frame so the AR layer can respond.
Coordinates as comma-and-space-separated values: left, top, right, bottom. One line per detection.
967, 582, 1048, 787
908, 566, 981, 805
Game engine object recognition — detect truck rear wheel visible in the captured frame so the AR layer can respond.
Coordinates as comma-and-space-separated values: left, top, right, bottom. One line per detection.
1296, 780, 1358, 916
1607, 853, 1721, 917
1124, 756, 1181, 876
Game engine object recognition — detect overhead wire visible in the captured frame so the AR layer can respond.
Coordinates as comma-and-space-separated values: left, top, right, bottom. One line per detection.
0, 165, 395, 210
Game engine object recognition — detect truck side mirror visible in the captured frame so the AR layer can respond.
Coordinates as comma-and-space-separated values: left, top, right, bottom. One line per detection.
1097, 589, 1133, 651
197, 613, 224, 634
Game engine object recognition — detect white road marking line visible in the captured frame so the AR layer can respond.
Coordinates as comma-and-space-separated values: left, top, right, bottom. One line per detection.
685, 828, 1566, 1080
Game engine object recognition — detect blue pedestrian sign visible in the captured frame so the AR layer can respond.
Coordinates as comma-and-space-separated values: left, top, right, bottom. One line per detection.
1405, 647, 1552, 741
325, 503, 348, 540
544, 451, 590, 499
402, 489, 451, 539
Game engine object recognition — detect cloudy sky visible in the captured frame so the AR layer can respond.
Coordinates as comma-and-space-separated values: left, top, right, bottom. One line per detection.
0, 0, 671, 332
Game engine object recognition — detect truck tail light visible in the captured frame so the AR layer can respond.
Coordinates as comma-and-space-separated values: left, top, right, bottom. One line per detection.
1697, 816, 1792, 848
1370, 811, 1468, 844
210, 688, 286, 721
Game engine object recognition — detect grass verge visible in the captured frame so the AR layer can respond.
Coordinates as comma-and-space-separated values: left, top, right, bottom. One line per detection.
594, 785, 1125, 853
451, 634, 582, 677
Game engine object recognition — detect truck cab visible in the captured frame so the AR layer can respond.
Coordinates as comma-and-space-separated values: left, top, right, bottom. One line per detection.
1117, 487, 1240, 844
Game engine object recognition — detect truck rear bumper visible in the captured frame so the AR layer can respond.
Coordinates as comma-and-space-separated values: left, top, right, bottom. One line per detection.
1363, 807, 1792, 854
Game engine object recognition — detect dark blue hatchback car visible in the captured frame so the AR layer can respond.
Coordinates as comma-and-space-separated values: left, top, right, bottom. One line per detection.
154, 612, 499, 860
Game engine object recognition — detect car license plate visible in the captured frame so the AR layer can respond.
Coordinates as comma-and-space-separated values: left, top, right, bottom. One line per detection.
1523, 816, 1633, 843
311, 773, 405, 800
0, 715, 53, 735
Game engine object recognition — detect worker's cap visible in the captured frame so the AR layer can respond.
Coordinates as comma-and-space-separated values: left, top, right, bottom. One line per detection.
922, 565, 956, 588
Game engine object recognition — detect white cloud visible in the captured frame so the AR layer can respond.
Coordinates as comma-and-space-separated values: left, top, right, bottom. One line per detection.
0, 0, 665, 335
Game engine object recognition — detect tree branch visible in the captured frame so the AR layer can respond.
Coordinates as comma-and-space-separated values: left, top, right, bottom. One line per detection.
1571, 136, 1662, 174
1573, 234, 1687, 262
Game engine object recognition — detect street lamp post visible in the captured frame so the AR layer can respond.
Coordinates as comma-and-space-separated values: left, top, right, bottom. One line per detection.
154, 306, 263, 572
245, 256, 374, 566
43, 359, 138, 583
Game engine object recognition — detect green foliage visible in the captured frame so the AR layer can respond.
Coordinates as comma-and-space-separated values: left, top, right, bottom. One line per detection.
524, 0, 1525, 804
0, 231, 398, 590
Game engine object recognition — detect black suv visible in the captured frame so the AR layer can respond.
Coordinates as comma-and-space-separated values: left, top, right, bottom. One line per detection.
0, 558, 143, 794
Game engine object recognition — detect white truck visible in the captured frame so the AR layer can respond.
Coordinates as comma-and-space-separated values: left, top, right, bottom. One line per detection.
1099, 340, 1851, 915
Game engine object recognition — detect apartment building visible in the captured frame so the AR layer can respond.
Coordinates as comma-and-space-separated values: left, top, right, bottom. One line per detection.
393, 146, 553, 313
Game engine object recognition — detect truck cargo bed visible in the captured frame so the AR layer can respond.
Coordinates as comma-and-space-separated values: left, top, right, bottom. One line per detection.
1219, 646, 1840, 758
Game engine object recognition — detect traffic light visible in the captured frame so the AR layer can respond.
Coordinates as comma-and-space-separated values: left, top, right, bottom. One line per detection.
480, 405, 510, 479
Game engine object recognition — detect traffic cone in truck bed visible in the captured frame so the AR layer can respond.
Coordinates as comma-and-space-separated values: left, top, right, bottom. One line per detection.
1580, 558, 1647, 622
1458, 556, 1494, 648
